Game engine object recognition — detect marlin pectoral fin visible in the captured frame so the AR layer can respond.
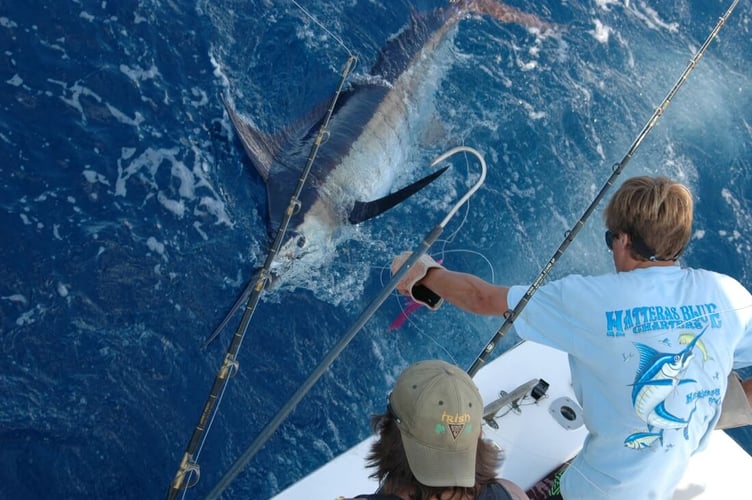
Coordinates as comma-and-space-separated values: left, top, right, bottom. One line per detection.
348, 166, 449, 224
221, 93, 277, 182
677, 378, 696, 386
654, 402, 686, 425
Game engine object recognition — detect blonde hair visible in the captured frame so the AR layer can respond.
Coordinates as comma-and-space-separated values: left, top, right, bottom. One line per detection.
604, 176, 693, 261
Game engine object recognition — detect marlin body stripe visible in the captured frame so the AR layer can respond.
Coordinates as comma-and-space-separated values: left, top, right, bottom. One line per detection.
624, 326, 708, 448
223, 1, 553, 284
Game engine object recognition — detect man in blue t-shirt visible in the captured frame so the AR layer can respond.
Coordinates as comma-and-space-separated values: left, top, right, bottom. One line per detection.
391, 176, 752, 499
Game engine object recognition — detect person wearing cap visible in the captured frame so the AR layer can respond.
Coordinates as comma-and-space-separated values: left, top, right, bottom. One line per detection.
390, 176, 752, 499
347, 359, 529, 500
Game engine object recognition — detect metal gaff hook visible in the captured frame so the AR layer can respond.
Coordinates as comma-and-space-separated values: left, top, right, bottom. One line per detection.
393, 146, 487, 281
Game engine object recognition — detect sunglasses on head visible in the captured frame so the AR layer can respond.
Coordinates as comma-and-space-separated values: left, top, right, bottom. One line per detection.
605, 229, 677, 261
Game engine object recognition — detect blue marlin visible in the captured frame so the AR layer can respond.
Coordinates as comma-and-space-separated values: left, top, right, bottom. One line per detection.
627, 326, 709, 446
223, 1, 553, 285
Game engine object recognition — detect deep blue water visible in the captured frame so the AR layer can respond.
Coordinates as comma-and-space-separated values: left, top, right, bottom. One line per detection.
1, 1, 751, 498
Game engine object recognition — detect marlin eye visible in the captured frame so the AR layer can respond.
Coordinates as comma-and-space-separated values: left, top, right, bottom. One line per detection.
296, 236, 306, 248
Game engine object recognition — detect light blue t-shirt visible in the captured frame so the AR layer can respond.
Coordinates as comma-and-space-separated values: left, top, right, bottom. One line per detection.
508, 266, 752, 500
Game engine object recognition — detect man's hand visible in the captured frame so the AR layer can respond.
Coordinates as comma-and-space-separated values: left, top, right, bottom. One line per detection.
390, 252, 445, 310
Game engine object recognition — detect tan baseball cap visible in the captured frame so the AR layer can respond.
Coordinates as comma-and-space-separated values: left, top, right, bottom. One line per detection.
389, 360, 483, 487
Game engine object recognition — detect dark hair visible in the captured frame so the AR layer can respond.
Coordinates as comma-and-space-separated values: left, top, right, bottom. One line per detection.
365, 411, 502, 499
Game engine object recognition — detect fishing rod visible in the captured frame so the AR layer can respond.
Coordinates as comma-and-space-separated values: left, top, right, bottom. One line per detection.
166, 54, 357, 500
204, 146, 487, 499
467, 0, 740, 378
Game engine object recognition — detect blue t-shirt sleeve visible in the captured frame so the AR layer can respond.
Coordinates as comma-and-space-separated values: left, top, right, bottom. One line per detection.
508, 279, 580, 354
733, 297, 752, 369
735, 309, 752, 368
720, 274, 752, 369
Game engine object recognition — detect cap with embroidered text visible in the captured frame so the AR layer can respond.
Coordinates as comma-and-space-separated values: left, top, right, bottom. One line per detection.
389, 360, 483, 487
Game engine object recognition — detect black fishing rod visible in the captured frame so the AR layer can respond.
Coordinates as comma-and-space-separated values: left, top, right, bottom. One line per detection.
166, 54, 357, 500
467, 0, 740, 378
204, 146, 487, 499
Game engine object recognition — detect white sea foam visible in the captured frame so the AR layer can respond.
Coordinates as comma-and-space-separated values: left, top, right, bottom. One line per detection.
146, 236, 166, 258
171, 161, 195, 198
157, 191, 186, 218
590, 19, 612, 44
115, 147, 179, 197
0, 17, 18, 28
2, 294, 28, 305
193, 221, 208, 241
52, 79, 100, 122
113, 146, 231, 226
121, 147, 136, 160
82, 169, 111, 186
594, 0, 620, 10
16, 304, 43, 326
6, 74, 23, 86
198, 196, 232, 227
106, 104, 144, 127
119, 63, 161, 83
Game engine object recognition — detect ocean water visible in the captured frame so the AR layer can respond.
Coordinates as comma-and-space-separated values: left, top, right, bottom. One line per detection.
1, 0, 751, 499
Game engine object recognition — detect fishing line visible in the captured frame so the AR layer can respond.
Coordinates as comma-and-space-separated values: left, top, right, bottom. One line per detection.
289, 0, 355, 58
467, 0, 741, 378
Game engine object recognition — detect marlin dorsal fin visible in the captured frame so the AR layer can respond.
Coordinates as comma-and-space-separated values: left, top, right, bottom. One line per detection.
221, 93, 276, 182
348, 166, 449, 224
633, 342, 661, 376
